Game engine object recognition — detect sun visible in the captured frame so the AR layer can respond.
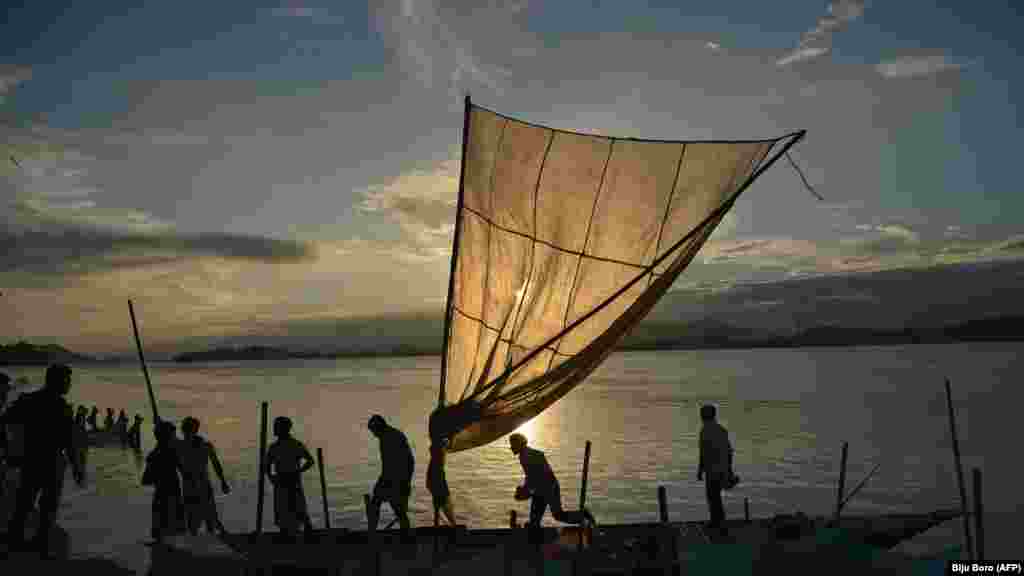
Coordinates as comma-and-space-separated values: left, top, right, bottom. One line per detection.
513, 416, 536, 445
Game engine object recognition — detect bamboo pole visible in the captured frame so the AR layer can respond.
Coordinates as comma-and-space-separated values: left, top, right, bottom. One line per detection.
972, 468, 984, 563
317, 447, 330, 530
658, 486, 674, 576
256, 402, 268, 535
833, 442, 848, 521
128, 300, 160, 424
839, 462, 881, 511
945, 378, 973, 561
574, 440, 592, 576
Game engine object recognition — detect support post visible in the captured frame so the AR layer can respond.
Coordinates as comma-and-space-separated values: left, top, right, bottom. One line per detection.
317, 447, 330, 530
833, 442, 848, 522
945, 378, 974, 561
973, 468, 984, 563
658, 486, 675, 576
574, 440, 592, 576
744, 498, 750, 523
256, 401, 268, 535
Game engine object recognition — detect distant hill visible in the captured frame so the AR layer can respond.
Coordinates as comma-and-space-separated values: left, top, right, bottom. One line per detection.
0, 341, 97, 366
171, 314, 1024, 363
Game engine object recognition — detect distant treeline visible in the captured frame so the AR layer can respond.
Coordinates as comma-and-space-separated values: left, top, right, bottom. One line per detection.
5, 315, 1023, 366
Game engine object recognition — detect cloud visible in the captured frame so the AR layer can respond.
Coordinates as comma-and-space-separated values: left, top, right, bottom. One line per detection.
3, 194, 315, 277
354, 157, 458, 260
0, 65, 32, 103
777, 46, 831, 68
373, 0, 519, 101
778, 1, 865, 67
876, 55, 967, 79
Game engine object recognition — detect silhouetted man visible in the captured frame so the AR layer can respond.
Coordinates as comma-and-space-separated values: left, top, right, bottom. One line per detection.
508, 433, 595, 541
4, 364, 84, 558
142, 420, 185, 542
697, 404, 733, 535
115, 409, 129, 445
128, 414, 144, 450
0, 372, 11, 496
367, 414, 414, 537
178, 417, 230, 535
0, 371, 11, 412
265, 416, 314, 540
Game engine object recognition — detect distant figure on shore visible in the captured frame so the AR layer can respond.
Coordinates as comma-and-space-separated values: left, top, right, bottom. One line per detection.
367, 414, 414, 537
265, 416, 315, 540
4, 364, 85, 559
115, 409, 129, 442
103, 408, 115, 432
697, 404, 734, 535
87, 406, 99, 432
178, 416, 230, 535
143, 420, 186, 543
128, 414, 144, 450
426, 437, 456, 527
508, 433, 595, 540
74, 406, 88, 430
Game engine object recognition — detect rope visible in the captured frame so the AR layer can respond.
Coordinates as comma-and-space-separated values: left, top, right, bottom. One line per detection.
785, 151, 824, 201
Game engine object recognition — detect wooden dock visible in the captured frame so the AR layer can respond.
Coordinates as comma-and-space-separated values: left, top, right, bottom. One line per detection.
145, 509, 961, 575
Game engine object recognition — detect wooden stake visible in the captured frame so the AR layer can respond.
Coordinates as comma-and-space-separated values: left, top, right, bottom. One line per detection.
256, 402, 268, 535
972, 468, 984, 563
658, 486, 675, 576
575, 440, 592, 576
834, 442, 848, 521
317, 447, 330, 530
945, 378, 974, 561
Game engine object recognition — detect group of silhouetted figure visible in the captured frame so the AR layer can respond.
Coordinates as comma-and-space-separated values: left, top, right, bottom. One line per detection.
1, 365, 739, 559
70, 404, 144, 450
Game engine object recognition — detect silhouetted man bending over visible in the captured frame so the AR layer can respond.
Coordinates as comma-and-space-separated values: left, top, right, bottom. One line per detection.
509, 433, 595, 543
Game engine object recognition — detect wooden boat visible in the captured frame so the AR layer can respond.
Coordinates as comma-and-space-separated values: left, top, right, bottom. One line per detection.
148, 508, 961, 575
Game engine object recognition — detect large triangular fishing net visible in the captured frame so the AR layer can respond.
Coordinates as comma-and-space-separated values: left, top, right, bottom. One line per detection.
434, 101, 803, 452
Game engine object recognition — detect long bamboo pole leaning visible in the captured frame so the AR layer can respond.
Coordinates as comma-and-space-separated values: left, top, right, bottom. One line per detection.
945, 378, 973, 561
128, 300, 160, 424
317, 447, 330, 530
256, 401, 268, 535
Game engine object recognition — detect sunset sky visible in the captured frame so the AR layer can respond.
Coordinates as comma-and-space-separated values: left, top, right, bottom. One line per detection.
2, 1, 1022, 356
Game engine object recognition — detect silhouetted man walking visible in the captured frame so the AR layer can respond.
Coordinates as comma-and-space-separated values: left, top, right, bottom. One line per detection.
697, 404, 733, 535
367, 414, 414, 538
4, 364, 84, 558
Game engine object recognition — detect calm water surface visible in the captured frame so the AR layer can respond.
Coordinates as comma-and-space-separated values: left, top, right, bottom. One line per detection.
3, 343, 1019, 572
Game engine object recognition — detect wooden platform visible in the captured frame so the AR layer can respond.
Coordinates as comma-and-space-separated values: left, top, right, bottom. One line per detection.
147, 509, 961, 575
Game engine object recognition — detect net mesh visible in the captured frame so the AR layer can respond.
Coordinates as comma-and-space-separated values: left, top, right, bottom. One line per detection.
439, 103, 799, 452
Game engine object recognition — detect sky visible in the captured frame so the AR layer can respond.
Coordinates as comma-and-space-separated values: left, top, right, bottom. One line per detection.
2, 0, 1022, 356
